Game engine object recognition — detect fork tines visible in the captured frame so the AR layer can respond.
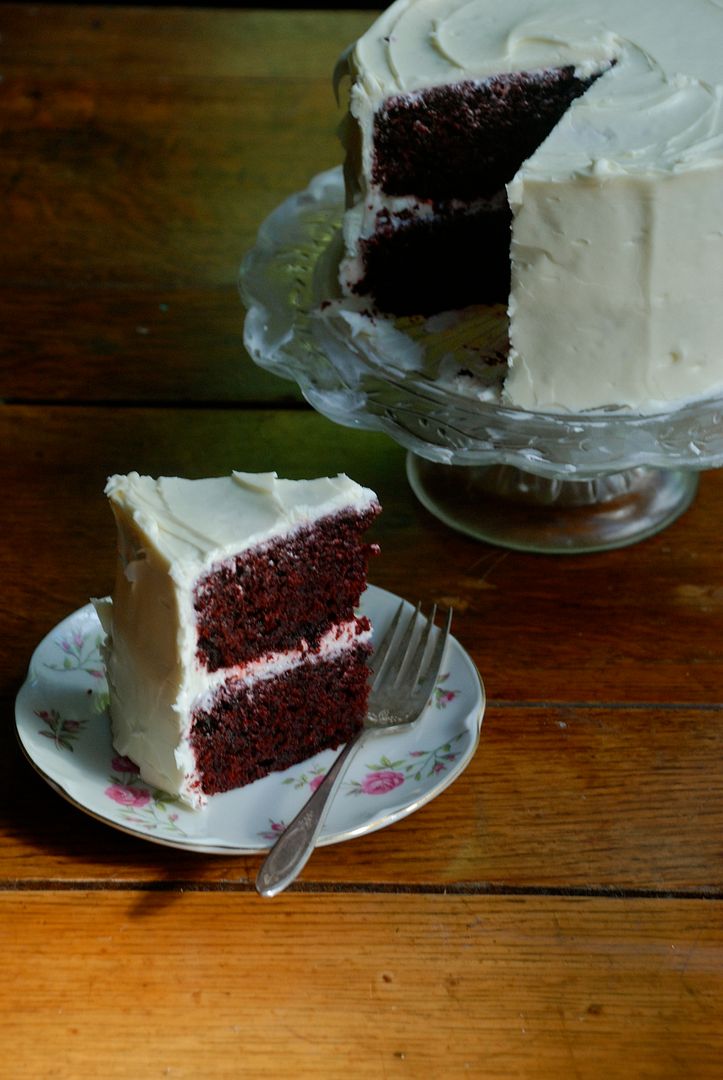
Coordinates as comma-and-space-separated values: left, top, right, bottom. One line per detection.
371, 601, 453, 697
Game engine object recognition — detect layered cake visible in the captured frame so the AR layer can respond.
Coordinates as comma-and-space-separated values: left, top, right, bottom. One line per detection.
335, 0, 723, 413
95, 471, 380, 808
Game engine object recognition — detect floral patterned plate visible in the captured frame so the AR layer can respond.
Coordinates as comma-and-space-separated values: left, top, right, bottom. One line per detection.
15, 585, 485, 854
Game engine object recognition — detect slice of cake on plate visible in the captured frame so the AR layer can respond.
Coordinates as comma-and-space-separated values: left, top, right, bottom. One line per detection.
94, 471, 380, 808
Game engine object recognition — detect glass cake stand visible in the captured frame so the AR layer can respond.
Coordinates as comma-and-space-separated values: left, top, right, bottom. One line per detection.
240, 167, 723, 553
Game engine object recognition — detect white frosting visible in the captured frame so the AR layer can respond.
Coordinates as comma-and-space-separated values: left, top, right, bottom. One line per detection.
340, 0, 723, 413
99, 472, 378, 807
105, 470, 377, 571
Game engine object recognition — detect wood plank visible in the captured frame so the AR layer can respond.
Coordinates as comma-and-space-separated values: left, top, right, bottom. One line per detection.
4, 696, 723, 892
0, 72, 339, 287
0, 5, 368, 401
2, 891, 722, 1078
0, 6, 364, 287
0, 286, 304, 404
3, 407, 723, 890
0, 6, 374, 80
4, 406, 723, 706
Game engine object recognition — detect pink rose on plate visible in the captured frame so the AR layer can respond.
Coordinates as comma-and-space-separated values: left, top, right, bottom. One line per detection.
105, 783, 151, 808
309, 774, 326, 793
360, 770, 405, 795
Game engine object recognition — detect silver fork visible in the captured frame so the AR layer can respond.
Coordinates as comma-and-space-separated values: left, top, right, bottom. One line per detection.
256, 601, 453, 897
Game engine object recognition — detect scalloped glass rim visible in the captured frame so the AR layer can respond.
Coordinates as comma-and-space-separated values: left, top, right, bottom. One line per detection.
240, 167, 723, 480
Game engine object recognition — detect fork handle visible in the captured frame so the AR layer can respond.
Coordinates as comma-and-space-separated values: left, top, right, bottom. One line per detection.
256, 730, 365, 898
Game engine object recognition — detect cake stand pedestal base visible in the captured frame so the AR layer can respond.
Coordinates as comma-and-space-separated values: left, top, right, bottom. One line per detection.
406, 455, 699, 554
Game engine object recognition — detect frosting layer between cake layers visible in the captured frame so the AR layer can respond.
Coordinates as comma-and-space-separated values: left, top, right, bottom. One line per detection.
338, 0, 723, 413
96, 471, 380, 807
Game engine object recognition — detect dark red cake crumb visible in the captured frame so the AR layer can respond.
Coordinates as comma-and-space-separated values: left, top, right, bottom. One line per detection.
193, 506, 380, 673
190, 646, 372, 795
372, 68, 603, 201
353, 201, 512, 315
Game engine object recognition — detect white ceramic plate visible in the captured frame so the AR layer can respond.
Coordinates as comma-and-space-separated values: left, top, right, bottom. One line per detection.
15, 584, 485, 854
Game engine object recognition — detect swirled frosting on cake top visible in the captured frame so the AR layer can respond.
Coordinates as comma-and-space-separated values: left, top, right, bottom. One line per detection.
349, 0, 723, 177
105, 471, 378, 572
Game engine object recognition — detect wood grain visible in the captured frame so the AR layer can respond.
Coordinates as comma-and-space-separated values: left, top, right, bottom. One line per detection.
4, 697, 723, 892
0, 286, 304, 404
0, 7, 373, 80
2, 891, 722, 1079
0, 72, 337, 285
0, 5, 370, 402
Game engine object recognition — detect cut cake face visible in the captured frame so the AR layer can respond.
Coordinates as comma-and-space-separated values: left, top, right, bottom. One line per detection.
335, 0, 723, 413
344, 67, 602, 317
95, 471, 381, 807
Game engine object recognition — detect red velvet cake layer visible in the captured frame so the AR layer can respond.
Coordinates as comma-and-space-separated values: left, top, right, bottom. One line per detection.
354, 201, 512, 315
193, 507, 380, 673
189, 646, 372, 795
372, 68, 601, 201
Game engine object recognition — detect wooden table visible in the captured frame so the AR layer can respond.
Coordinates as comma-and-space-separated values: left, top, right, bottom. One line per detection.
2, 6, 722, 1076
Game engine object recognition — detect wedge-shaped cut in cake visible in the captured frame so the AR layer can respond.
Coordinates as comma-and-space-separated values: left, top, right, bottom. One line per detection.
95, 471, 381, 807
